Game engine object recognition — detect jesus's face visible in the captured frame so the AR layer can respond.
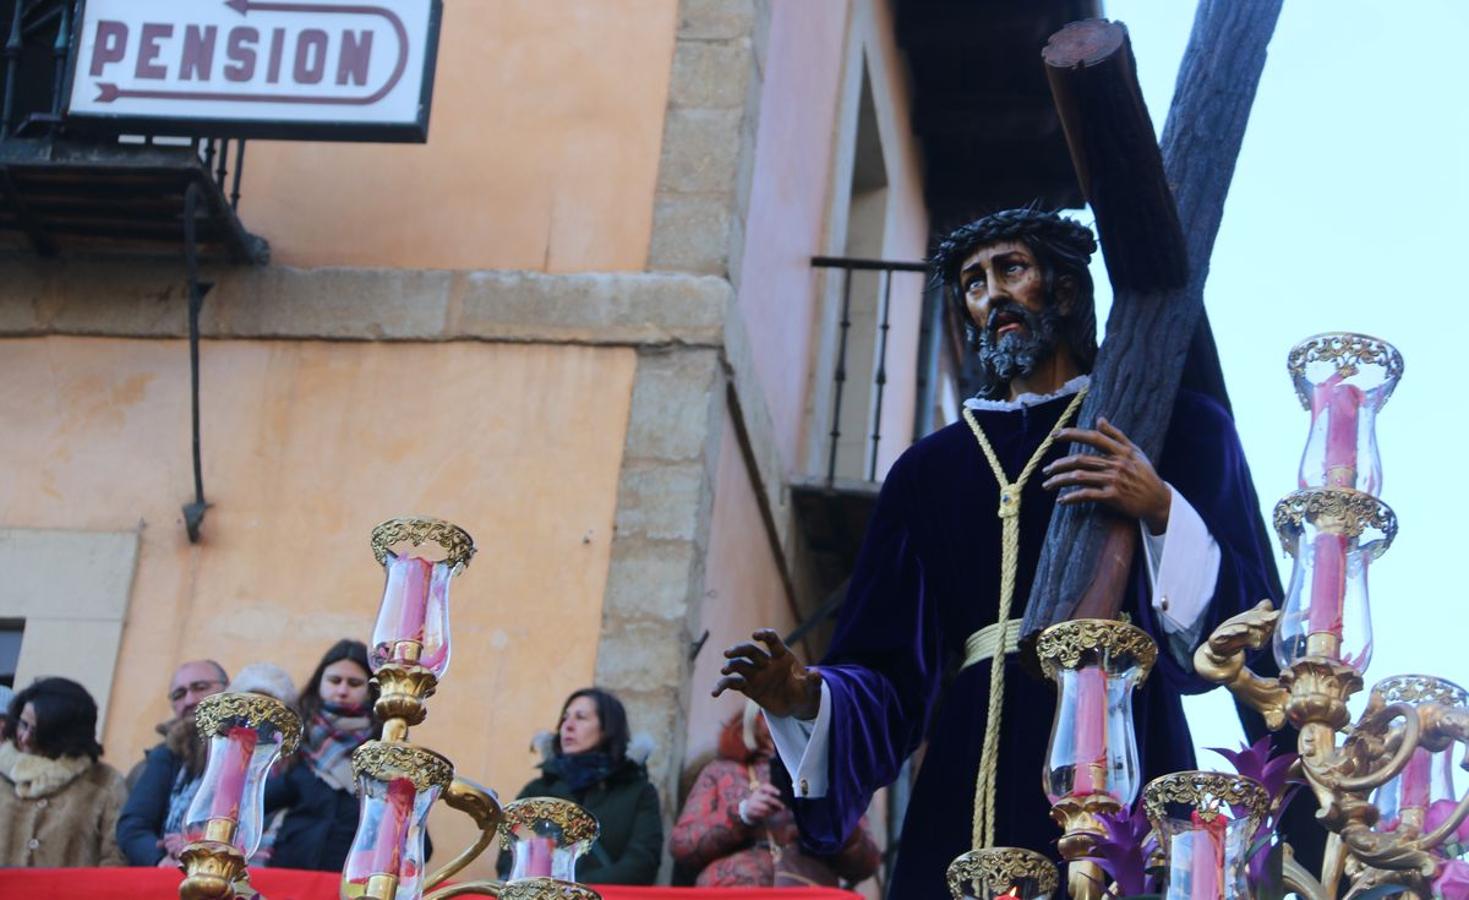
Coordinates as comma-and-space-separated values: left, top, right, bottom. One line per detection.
960, 240, 1067, 386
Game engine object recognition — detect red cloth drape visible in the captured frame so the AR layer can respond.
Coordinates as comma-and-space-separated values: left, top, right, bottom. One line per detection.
0, 868, 862, 898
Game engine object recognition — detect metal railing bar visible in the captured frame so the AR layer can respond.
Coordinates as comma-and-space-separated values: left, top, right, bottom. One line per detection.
868, 268, 894, 481
812, 255, 928, 272
2, 0, 25, 140
229, 140, 246, 211
825, 267, 855, 487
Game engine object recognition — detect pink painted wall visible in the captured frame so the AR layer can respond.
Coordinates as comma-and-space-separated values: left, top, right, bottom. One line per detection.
736, 0, 851, 472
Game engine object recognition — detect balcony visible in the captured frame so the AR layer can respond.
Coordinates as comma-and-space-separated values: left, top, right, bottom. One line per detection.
0, 0, 265, 262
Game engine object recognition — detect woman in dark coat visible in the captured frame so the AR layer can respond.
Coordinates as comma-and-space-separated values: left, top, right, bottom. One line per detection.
264, 639, 381, 871
499, 688, 662, 885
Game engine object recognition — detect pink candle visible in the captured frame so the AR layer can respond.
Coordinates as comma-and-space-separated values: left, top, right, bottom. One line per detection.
368, 776, 416, 876
524, 836, 555, 877
1070, 667, 1109, 795
1311, 376, 1363, 489
1187, 811, 1227, 900
209, 726, 258, 822
389, 556, 433, 657
1307, 533, 1348, 639
1401, 749, 1432, 814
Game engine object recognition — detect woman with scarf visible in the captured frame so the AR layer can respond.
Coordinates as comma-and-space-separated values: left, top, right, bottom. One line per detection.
0, 677, 128, 866
264, 639, 381, 871
499, 688, 661, 885
670, 702, 880, 887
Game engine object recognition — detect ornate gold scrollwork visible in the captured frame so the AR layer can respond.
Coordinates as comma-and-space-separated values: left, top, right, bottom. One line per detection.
1287, 332, 1404, 410
1372, 674, 1469, 710
350, 740, 455, 792
193, 692, 303, 756
496, 878, 602, 900
1035, 618, 1157, 681
499, 797, 601, 845
1143, 771, 1271, 825
946, 847, 1060, 899
423, 776, 504, 894
371, 516, 476, 570
177, 840, 247, 900
1193, 600, 1292, 730
1272, 488, 1397, 556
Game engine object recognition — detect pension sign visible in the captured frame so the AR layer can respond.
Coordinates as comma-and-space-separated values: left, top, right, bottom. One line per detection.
66, 0, 442, 142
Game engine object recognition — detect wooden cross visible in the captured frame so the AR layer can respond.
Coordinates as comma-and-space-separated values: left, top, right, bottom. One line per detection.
1020, 0, 1287, 639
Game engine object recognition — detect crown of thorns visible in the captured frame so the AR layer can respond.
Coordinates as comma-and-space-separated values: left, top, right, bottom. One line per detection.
931, 208, 1097, 290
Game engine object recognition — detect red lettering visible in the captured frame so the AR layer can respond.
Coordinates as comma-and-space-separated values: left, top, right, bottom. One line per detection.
180, 25, 217, 82
336, 30, 373, 86
134, 23, 173, 80
89, 21, 128, 77
224, 27, 258, 83
293, 28, 327, 85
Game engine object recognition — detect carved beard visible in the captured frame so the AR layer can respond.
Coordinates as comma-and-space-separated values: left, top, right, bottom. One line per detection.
976, 300, 1067, 389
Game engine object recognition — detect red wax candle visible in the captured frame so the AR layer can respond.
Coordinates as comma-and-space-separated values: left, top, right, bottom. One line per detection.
1311, 376, 1363, 489
390, 556, 433, 657
1070, 667, 1109, 796
209, 726, 258, 822
1306, 532, 1348, 639
524, 836, 555, 877
1186, 810, 1227, 900
368, 776, 417, 877
1401, 749, 1432, 814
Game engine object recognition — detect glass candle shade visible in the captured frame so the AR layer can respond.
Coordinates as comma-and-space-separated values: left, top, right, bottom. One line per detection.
1272, 489, 1396, 672
500, 798, 600, 883
1288, 333, 1402, 497
1144, 772, 1270, 900
1371, 676, 1469, 836
498, 878, 603, 900
340, 743, 453, 900
183, 693, 302, 855
1038, 619, 1158, 807
946, 848, 1060, 900
368, 517, 475, 679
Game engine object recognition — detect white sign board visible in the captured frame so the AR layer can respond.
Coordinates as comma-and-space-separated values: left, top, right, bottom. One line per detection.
66, 0, 442, 142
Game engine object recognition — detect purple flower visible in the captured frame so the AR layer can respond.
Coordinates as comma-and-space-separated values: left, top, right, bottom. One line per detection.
1079, 802, 1158, 897
1433, 859, 1469, 898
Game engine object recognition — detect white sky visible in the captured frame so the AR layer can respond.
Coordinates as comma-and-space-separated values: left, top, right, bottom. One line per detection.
1087, 1, 1469, 754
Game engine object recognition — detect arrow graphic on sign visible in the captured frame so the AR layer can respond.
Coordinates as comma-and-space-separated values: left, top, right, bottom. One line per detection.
94, 0, 410, 106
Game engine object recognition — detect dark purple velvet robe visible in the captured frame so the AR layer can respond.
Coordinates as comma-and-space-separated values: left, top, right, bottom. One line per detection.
780, 388, 1273, 899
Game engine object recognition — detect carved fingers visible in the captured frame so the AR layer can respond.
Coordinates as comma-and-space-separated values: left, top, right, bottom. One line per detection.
1044, 417, 1171, 532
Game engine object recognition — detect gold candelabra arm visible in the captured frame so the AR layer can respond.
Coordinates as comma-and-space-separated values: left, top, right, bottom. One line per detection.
1193, 600, 1291, 729
423, 775, 505, 892
1048, 793, 1119, 900
1282, 843, 1329, 900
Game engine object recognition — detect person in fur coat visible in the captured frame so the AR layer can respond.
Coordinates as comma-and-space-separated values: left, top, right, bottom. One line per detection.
0, 677, 127, 867
670, 703, 880, 887
498, 688, 662, 885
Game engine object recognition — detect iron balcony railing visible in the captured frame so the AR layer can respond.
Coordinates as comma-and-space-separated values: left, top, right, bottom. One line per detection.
2, 0, 250, 212
811, 255, 943, 484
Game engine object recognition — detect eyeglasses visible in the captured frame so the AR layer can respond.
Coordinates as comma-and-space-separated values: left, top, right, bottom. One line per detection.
168, 680, 225, 703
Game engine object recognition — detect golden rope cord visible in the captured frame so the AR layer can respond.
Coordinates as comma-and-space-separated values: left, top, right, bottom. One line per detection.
961, 387, 1088, 850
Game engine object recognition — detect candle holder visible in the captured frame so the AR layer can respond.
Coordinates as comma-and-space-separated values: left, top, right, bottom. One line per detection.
1272, 488, 1396, 673
1371, 677, 1468, 839
500, 798, 600, 883
1288, 333, 1402, 496
947, 847, 1060, 899
342, 743, 454, 900
179, 693, 302, 900
1037, 619, 1157, 900
1143, 772, 1270, 900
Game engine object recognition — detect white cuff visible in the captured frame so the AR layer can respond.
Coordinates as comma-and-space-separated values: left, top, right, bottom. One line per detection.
1140, 485, 1221, 634
763, 680, 832, 799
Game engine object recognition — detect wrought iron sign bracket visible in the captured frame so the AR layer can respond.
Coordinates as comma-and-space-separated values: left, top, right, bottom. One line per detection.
181, 183, 212, 543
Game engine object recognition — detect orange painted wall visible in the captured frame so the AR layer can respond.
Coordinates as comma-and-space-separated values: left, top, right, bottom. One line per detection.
241, 0, 679, 272
736, 0, 851, 473
0, 336, 636, 880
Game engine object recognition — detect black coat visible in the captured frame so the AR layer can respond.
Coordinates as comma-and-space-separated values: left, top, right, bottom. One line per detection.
116, 742, 182, 866
498, 759, 662, 885
263, 763, 434, 872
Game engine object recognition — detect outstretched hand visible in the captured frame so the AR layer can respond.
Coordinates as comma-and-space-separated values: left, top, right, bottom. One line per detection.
1041, 416, 1172, 534
712, 628, 823, 721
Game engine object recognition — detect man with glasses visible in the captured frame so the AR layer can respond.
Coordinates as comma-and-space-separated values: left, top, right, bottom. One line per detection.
116, 660, 229, 866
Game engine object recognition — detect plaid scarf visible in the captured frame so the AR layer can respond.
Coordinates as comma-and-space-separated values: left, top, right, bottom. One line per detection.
303, 709, 374, 792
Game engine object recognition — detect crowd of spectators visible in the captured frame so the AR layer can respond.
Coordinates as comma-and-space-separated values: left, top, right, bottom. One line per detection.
0, 655, 880, 890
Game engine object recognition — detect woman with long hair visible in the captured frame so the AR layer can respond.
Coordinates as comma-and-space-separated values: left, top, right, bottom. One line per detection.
264, 639, 381, 871
670, 702, 879, 887
0, 677, 127, 866
499, 687, 661, 885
